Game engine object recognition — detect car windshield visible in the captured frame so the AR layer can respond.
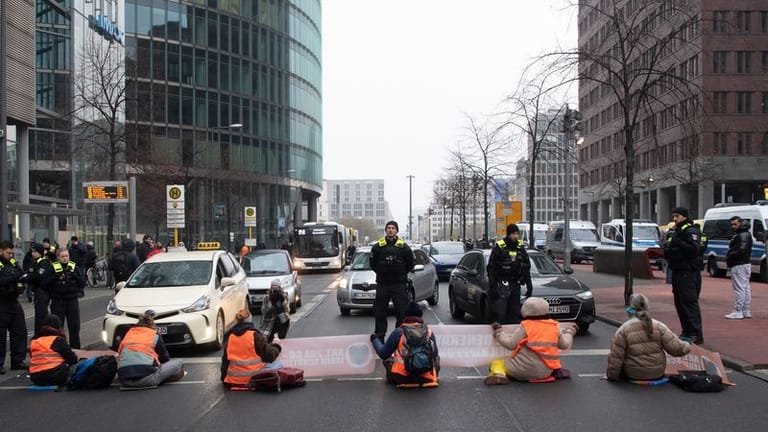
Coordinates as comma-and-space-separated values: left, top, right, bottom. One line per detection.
432, 243, 465, 254
571, 229, 600, 242
529, 255, 563, 276
125, 261, 212, 288
350, 252, 372, 271
243, 252, 290, 276
633, 226, 660, 240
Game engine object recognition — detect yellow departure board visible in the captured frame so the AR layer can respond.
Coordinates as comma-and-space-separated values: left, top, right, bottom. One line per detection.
83, 182, 129, 203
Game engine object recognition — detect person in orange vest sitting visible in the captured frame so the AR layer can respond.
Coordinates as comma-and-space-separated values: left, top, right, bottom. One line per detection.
370, 302, 439, 388
221, 309, 283, 388
485, 297, 578, 385
28, 314, 79, 387
117, 311, 184, 388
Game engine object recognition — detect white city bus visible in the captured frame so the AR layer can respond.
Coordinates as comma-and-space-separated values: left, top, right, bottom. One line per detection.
292, 221, 352, 272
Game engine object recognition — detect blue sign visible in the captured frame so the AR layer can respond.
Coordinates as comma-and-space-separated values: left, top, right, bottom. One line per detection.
88, 13, 124, 45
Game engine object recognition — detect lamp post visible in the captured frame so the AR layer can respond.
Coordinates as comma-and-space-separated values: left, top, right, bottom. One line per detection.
407, 175, 414, 241
207, 123, 242, 242
284, 169, 297, 247
646, 176, 654, 221
562, 106, 582, 272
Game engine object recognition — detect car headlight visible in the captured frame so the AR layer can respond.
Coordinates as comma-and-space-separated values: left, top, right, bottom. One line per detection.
339, 278, 348, 289
330, 258, 341, 267
182, 295, 211, 312
576, 290, 593, 300
106, 298, 124, 316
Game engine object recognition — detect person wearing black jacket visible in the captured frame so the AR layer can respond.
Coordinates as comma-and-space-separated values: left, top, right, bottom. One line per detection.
369, 221, 415, 341
136, 234, 154, 263
68, 236, 87, 278
28, 314, 79, 386
110, 239, 140, 283
221, 309, 282, 387
725, 216, 753, 320
28, 243, 57, 335
50, 249, 85, 348
663, 207, 704, 345
487, 224, 532, 324
0, 240, 29, 374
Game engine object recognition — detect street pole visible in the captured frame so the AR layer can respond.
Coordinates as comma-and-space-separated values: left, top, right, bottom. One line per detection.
407, 175, 414, 241
562, 107, 573, 272
0, 0, 9, 241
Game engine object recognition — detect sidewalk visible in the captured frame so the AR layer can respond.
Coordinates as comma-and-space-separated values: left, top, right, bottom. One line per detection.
572, 263, 768, 372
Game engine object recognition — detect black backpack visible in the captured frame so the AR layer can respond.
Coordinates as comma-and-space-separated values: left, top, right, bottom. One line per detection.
401, 325, 434, 375
111, 253, 130, 281
68, 355, 117, 390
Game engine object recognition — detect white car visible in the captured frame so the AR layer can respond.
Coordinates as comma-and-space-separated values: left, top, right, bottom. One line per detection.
242, 249, 302, 313
102, 249, 249, 351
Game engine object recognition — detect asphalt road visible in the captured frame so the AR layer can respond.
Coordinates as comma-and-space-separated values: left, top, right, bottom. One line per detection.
2, 272, 768, 432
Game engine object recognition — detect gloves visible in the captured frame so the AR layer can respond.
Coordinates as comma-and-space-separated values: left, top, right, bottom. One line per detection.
491, 322, 502, 331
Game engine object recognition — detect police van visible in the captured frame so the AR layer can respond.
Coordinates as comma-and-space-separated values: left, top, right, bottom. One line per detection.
546, 220, 601, 263
600, 219, 663, 268
701, 203, 767, 282
517, 222, 548, 251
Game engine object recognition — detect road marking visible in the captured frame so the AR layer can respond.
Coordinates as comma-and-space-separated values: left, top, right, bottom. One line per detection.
457, 376, 484, 380
336, 377, 384, 381
425, 303, 444, 325
578, 373, 605, 377
562, 349, 611, 356
311, 294, 325, 302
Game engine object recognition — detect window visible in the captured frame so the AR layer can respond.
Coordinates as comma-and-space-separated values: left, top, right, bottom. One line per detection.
737, 133, 752, 154
712, 92, 728, 113
737, 51, 752, 73
762, 51, 768, 72
714, 132, 728, 155
763, 133, 768, 154
736, 11, 751, 32
737, 92, 752, 113
762, 11, 768, 32
712, 51, 728, 73
763, 92, 768, 113
713, 11, 728, 33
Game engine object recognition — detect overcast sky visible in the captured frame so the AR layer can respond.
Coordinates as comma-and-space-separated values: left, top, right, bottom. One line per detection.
322, 0, 577, 231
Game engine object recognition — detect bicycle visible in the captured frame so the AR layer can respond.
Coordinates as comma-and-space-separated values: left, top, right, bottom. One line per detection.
87, 256, 114, 289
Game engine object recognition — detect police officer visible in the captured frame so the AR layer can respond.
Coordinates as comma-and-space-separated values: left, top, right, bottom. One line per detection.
487, 224, 532, 324
664, 207, 704, 345
369, 220, 415, 340
51, 248, 85, 349
0, 240, 29, 373
28, 243, 57, 335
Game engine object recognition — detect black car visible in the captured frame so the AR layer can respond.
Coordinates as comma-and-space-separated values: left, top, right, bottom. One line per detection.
447, 249, 596, 333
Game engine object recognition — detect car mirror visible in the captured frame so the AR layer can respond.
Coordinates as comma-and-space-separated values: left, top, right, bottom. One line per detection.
467, 268, 478, 277
563, 267, 574, 275
413, 264, 424, 272
115, 281, 126, 293
220, 277, 236, 288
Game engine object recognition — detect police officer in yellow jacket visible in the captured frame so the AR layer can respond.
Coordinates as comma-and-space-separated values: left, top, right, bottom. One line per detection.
487, 224, 532, 324
51, 249, 85, 349
0, 240, 29, 374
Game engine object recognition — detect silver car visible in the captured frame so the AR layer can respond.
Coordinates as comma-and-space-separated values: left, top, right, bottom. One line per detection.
337, 247, 439, 316
243, 249, 302, 313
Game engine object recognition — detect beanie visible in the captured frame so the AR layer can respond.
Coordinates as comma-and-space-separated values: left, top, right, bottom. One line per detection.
521, 297, 549, 318
405, 302, 423, 318
30, 243, 45, 254
671, 207, 689, 218
385, 220, 399, 231
506, 224, 520, 236
42, 314, 62, 330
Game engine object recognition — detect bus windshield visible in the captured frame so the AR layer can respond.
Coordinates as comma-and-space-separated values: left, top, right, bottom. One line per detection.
294, 226, 340, 258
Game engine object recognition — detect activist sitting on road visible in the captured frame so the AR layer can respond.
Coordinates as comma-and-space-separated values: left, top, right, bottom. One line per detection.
117, 311, 185, 388
28, 314, 79, 387
370, 302, 439, 388
258, 280, 291, 343
605, 293, 691, 382
221, 309, 283, 388
486, 297, 578, 384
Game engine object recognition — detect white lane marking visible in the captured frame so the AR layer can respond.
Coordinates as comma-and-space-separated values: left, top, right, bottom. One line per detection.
425, 303, 444, 325
311, 294, 325, 302
336, 377, 384, 381
561, 349, 611, 356
181, 357, 223, 364
578, 373, 606, 377
457, 376, 485, 380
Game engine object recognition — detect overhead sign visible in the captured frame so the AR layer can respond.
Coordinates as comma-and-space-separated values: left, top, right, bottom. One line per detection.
88, 13, 124, 44
166, 185, 185, 228
244, 206, 257, 227
83, 181, 129, 203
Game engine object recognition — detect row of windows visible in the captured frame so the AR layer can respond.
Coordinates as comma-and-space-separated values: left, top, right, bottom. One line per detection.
712, 10, 768, 33
713, 132, 768, 156
712, 50, 768, 74
711, 91, 768, 114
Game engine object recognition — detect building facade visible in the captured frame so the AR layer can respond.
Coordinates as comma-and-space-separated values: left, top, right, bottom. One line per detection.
318, 179, 392, 230
577, 0, 768, 225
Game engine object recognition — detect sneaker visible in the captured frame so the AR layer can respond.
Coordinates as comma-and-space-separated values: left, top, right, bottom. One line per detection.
724, 311, 744, 320
679, 335, 692, 343
743, 310, 752, 319
483, 374, 510, 386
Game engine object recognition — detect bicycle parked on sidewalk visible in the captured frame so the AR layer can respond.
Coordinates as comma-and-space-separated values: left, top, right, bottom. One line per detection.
87, 256, 114, 290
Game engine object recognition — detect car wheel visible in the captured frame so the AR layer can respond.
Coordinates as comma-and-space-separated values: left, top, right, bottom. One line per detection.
427, 281, 439, 306
289, 301, 297, 314
211, 311, 225, 350
449, 287, 465, 319
707, 257, 726, 277
576, 322, 590, 335
340, 307, 351, 316
296, 288, 302, 308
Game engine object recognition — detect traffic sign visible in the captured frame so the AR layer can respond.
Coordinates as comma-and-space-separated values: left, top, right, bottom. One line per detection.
167, 185, 185, 228
244, 206, 257, 227
83, 181, 129, 203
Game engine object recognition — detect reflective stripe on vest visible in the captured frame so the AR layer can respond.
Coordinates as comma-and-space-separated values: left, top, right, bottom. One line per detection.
118, 326, 160, 368
390, 323, 437, 382
377, 237, 405, 247
512, 320, 562, 370
224, 330, 265, 385
30, 335, 65, 374
52, 261, 76, 274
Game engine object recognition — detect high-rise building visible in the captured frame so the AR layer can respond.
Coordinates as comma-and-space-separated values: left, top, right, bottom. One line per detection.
318, 179, 392, 229
577, 1, 768, 224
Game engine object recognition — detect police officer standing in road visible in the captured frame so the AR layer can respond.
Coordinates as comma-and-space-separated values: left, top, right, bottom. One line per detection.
664, 207, 704, 345
28, 242, 57, 335
0, 240, 29, 374
51, 248, 85, 348
369, 221, 415, 341
487, 224, 532, 324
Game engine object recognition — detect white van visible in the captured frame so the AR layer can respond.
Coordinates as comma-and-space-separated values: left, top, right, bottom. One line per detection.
546, 220, 601, 263
517, 222, 548, 251
701, 203, 767, 282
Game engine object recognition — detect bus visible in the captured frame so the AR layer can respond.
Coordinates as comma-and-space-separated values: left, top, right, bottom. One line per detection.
292, 221, 352, 272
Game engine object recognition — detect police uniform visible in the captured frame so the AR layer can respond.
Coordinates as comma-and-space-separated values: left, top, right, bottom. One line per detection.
50, 260, 85, 349
664, 216, 704, 344
487, 237, 532, 324
0, 254, 29, 371
28, 252, 56, 336
369, 231, 415, 338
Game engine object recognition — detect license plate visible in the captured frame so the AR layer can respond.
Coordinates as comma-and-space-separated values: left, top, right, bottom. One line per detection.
156, 326, 168, 335
549, 305, 570, 314
250, 295, 264, 304
353, 291, 376, 299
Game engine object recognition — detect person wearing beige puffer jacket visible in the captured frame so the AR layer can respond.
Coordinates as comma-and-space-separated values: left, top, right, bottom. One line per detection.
606, 293, 691, 381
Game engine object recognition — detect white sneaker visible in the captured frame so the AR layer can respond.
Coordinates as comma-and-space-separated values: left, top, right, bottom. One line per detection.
742, 310, 751, 319
724, 311, 744, 320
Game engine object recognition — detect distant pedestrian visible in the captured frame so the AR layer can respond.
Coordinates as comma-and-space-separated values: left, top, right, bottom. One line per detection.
136, 234, 154, 263
68, 236, 87, 278
146, 242, 164, 260
725, 216, 752, 320
369, 220, 414, 340
110, 239, 140, 284
84, 241, 97, 272
663, 207, 704, 345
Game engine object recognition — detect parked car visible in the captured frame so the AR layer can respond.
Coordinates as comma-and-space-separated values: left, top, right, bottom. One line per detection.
447, 249, 595, 333
242, 249, 302, 313
425, 241, 467, 281
103, 249, 249, 351
337, 247, 439, 316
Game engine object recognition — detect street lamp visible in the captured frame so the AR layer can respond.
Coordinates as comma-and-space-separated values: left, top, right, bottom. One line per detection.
206, 123, 242, 243
407, 175, 414, 241
284, 169, 297, 247
562, 106, 582, 272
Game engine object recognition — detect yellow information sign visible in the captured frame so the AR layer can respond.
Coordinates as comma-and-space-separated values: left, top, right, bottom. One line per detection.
83, 182, 129, 203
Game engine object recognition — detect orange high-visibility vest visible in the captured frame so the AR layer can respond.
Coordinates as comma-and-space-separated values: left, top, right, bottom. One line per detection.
29, 335, 65, 374
390, 323, 437, 382
118, 326, 160, 367
223, 330, 265, 385
512, 319, 562, 369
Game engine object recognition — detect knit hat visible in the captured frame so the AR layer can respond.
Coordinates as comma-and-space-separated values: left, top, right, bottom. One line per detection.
521, 297, 549, 318
404, 301, 422, 318
671, 206, 689, 218
629, 293, 650, 313
30, 243, 45, 254
506, 224, 520, 236
236, 309, 251, 321
385, 220, 399, 231
42, 314, 62, 330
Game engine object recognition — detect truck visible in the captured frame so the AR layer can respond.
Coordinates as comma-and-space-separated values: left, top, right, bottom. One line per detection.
600, 219, 663, 268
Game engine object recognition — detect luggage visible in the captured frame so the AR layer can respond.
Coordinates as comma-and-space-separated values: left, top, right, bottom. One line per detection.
68, 355, 117, 390
277, 367, 305, 388
248, 370, 282, 392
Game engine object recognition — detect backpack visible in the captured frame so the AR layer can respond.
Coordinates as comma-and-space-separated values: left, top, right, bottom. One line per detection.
401, 325, 434, 375
68, 355, 117, 390
111, 252, 131, 281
